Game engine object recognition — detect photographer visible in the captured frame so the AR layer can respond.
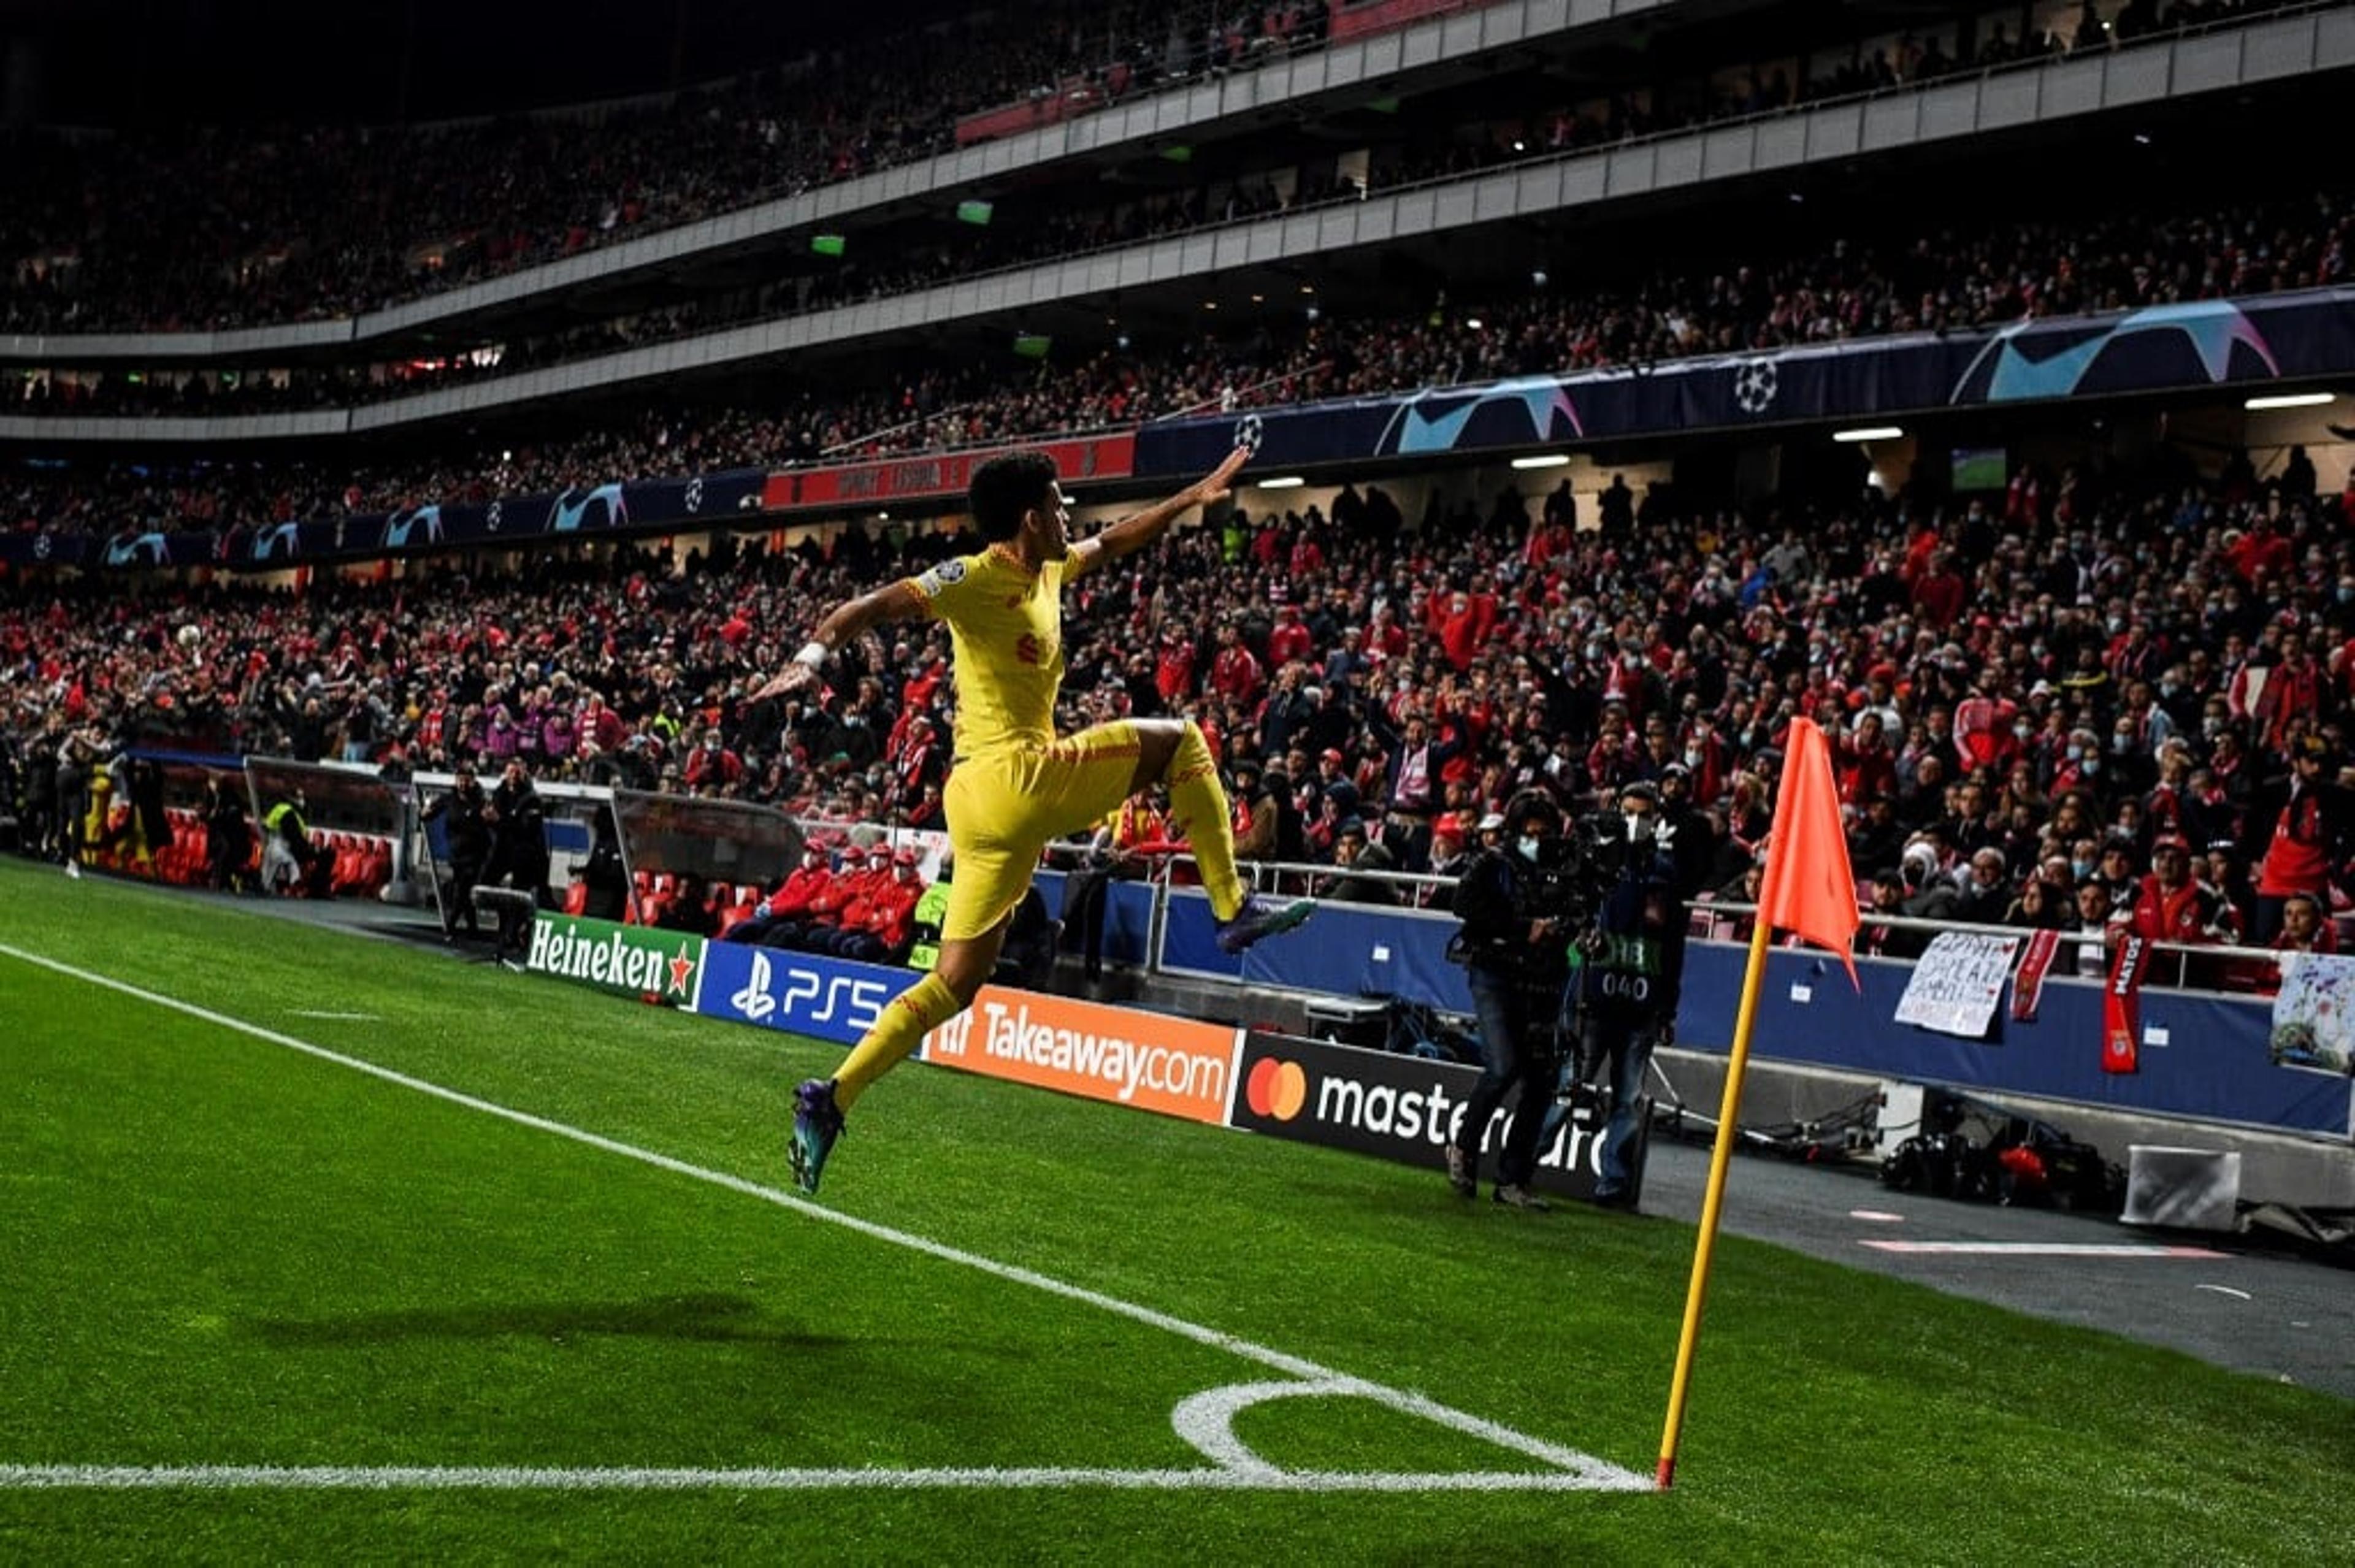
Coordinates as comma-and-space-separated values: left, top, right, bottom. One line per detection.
1572, 779, 1696, 1212
483, 759, 551, 956
421, 760, 493, 936
1443, 790, 1576, 1212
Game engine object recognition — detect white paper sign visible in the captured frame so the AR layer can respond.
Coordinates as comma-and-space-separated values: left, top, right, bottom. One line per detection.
1893, 931, 2023, 1039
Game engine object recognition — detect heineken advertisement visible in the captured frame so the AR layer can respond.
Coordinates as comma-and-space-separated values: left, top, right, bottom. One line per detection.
525, 913, 708, 1008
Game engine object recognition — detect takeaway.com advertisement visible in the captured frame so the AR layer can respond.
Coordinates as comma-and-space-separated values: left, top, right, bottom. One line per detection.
920, 986, 1241, 1125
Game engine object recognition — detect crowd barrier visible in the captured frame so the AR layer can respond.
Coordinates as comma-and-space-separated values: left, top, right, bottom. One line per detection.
517, 906, 1639, 1201
1033, 867, 2351, 1144
123, 763, 2355, 1147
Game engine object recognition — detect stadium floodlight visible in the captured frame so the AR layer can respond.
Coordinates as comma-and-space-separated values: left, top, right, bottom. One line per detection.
2244, 391, 2334, 410
1510, 454, 1572, 470
1832, 426, 1904, 443
1257, 476, 1306, 489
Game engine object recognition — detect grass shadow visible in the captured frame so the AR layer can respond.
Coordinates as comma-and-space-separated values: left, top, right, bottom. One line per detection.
246, 1291, 862, 1349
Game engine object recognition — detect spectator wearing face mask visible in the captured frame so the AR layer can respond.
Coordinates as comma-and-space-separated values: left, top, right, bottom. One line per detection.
1953, 847, 2015, 926
684, 725, 744, 792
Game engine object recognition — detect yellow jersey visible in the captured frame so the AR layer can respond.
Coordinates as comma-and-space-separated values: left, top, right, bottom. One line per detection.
900, 545, 1068, 757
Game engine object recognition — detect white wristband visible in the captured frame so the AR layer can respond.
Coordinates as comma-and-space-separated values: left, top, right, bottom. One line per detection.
793, 640, 832, 670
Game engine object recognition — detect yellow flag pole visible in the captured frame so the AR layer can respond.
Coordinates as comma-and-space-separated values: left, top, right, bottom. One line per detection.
1654, 902, 1777, 1491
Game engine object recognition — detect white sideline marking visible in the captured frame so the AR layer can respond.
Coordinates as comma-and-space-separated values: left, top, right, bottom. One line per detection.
0, 941, 1647, 1496
0, 1464, 1622, 1494
2194, 1284, 2253, 1301
288, 1010, 378, 1022
1859, 1241, 2228, 1259
1848, 1209, 1905, 1223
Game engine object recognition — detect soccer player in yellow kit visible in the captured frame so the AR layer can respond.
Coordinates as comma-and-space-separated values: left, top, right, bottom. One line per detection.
756, 444, 1313, 1192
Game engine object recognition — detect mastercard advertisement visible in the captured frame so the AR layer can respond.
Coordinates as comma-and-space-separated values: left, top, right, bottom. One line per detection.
1230, 1031, 1632, 1203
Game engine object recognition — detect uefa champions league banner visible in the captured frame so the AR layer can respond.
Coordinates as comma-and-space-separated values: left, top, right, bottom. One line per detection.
1136, 287, 2355, 478
0, 468, 767, 573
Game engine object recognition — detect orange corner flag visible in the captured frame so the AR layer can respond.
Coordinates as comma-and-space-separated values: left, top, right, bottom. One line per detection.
1757, 716, 1861, 989
1656, 713, 1864, 1491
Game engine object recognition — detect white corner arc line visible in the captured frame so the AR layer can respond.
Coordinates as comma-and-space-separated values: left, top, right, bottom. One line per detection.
0, 1464, 1636, 1494
1173, 1382, 1352, 1475
0, 941, 1647, 1494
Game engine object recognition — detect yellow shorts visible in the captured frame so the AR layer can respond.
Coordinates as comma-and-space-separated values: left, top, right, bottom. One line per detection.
941, 721, 1143, 942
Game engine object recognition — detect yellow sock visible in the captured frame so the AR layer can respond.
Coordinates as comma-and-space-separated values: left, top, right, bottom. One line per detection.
1166, 721, 1245, 923
835, 971, 962, 1111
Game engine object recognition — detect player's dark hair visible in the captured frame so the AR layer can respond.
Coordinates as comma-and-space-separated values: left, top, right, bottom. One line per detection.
970, 451, 1060, 542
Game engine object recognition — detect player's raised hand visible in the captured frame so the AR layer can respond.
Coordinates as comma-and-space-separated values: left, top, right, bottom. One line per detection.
1192, 445, 1252, 507
753, 661, 821, 702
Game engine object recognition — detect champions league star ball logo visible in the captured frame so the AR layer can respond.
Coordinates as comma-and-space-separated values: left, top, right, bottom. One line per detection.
684, 478, 705, 514
1733, 358, 1779, 415
486, 501, 504, 532
1233, 413, 1265, 456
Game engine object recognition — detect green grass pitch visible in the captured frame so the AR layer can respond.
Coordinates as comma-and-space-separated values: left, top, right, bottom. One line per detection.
0, 858, 2348, 1564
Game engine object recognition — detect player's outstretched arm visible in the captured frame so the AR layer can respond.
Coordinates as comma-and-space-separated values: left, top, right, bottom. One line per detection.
1072, 445, 1250, 575
753, 579, 930, 701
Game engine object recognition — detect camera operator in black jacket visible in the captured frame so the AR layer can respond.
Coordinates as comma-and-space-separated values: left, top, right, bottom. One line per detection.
1572, 779, 1701, 1211
1442, 790, 1577, 1212
482, 759, 550, 956
422, 760, 494, 936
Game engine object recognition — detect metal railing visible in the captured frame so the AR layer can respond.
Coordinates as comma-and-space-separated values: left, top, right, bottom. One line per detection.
1135, 848, 2300, 996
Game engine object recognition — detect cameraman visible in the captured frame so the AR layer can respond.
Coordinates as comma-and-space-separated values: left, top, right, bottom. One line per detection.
1443, 790, 1574, 1212
1573, 779, 1696, 1211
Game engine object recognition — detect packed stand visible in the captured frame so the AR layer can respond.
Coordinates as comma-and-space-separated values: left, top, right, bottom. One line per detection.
7, 448, 2353, 983
12, 170, 2355, 553
0, 1, 1323, 335
3, 0, 2310, 337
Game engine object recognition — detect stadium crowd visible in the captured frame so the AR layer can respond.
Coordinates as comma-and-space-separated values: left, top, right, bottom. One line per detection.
21, 169, 2353, 428
0, 0, 2303, 336
6, 443, 2353, 970
0, 0, 1328, 334
10, 175, 2353, 551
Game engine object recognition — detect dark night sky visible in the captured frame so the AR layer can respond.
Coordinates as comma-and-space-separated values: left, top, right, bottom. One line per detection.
0, 0, 973, 126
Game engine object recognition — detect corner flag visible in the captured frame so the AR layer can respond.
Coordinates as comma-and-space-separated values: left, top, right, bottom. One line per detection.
1656, 717, 1858, 1490
1757, 716, 1861, 985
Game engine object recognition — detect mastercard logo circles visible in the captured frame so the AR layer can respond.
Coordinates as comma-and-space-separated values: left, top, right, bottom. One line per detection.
1245, 1057, 1308, 1121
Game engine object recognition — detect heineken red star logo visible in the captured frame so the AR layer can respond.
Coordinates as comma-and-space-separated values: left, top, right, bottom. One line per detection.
668, 944, 697, 995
